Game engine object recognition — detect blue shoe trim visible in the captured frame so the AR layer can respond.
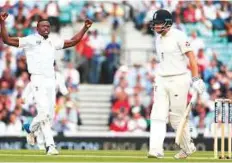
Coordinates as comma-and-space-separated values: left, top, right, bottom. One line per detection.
23, 123, 31, 133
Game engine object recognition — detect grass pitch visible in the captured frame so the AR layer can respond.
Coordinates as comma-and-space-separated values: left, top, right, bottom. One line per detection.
0, 150, 231, 163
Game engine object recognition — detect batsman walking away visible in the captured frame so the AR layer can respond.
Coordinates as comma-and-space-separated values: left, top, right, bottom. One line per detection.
0, 11, 92, 155
148, 9, 206, 159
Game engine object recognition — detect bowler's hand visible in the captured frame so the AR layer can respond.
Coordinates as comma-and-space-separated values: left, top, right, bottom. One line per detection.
0, 12, 8, 22
84, 19, 93, 29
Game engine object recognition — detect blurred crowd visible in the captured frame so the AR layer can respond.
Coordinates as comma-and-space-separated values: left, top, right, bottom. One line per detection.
0, 0, 232, 136
130, 0, 232, 39
109, 60, 156, 132
109, 55, 232, 135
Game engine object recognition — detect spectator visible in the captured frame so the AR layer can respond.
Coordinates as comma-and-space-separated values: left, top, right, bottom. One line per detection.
144, 72, 155, 96
10, 79, 24, 110
18, 71, 30, 86
195, 1, 204, 22
113, 76, 131, 100
203, 0, 217, 20
196, 15, 213, 37
0, 109, 6, 135
0, 68, 16, 91
12, 0, 29, 17
127, 106, 147, 132
5, 112, 22, 136
197, 49, 209, 73
113, 65, 129, 86
76, 31, 93, 83
13, 5, 26, 32
183, 3, 196, 23
88, 30, 105, 84
24, 4, 47, 28
1, 0, 13, 13
220, 12, 232, 42
212, 11, 226, 31
189, 31, 205, 55
94, 3, 108, 22
142, 1, 161, 34
1, 47, 17, 74
109, 76, 131, 126
132, 74, 146, 96
172, 2, 184, 23
63, 62, 80, 92
163, 0, 178, 13
203, 59, 218, 83
15, 56, 28, 77
55, 64, 68, 97
112, 86, 130, 115
127, 63, 146, 89
146, 57, 157, 78
132, 1, 148, 30
79, 2, 95, 21
14, 105, 23, 121
109, 3, 124, 31
192, 99, 209, 129
44, 0, 60, 32
55, 101, 81, 134
173, 16, 186, 32
110, 107, 129, 132
218, 1, 231, 19
129, 93, 146, 117
104, 34, 121, 84
0, 92, 12, 113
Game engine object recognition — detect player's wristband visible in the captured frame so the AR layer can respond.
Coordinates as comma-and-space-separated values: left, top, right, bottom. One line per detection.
192, 76, 200, 82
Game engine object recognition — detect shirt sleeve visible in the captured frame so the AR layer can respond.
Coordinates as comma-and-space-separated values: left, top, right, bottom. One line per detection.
53, 39, 64, 50
18, 36, 31, 48
177, 31, 193, 54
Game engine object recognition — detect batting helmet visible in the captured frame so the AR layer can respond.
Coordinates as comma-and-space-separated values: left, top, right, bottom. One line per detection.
150, 9, 173, 31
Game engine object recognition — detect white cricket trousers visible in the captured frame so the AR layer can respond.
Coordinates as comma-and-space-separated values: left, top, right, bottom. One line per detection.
149, 73, 191, 155
29, 74, 56, 147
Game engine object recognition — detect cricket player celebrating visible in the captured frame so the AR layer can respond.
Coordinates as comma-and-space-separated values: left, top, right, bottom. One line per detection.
148, 9, 205, 159
0, 12, 92, 155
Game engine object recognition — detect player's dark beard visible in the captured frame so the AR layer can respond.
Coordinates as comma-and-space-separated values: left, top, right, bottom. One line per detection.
43, 36, 48, 39
157, 30, 164, 34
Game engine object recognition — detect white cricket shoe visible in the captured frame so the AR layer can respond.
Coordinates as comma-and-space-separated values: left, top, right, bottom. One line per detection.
174, 143, 196, 159
26, 133, 36, 145
148, 152, 164, 159
47, 146, 59, 155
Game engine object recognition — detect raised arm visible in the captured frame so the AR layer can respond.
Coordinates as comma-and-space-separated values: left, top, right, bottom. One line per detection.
63, 19, 92, 49
0, 12, 19, 47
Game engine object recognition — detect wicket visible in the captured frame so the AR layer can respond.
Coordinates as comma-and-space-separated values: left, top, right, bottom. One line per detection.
214, 99, 232, 159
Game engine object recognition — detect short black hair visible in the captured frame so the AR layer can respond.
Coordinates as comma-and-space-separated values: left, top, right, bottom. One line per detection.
37, 19, 50, 26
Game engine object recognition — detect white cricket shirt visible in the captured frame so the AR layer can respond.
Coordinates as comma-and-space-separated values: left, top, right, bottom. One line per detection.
18, 33, 64, 77
155, 28, 192, 76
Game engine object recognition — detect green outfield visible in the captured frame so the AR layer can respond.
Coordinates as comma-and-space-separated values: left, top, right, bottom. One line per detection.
0, 150, 231, 163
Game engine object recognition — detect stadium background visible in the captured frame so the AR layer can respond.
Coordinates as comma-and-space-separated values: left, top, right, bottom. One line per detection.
0, 0, 231, 151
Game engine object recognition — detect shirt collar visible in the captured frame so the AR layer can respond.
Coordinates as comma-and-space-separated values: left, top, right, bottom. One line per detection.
35, 33, 50, 40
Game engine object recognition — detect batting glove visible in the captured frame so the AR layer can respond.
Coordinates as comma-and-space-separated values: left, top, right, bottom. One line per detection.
192, 77, 206, 95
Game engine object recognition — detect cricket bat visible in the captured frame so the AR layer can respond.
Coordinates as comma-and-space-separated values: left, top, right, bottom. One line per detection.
175, 92, 198, 146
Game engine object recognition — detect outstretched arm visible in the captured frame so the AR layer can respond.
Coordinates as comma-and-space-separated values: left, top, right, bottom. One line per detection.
63, 19, 92, 49
0, 12, 19, 47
